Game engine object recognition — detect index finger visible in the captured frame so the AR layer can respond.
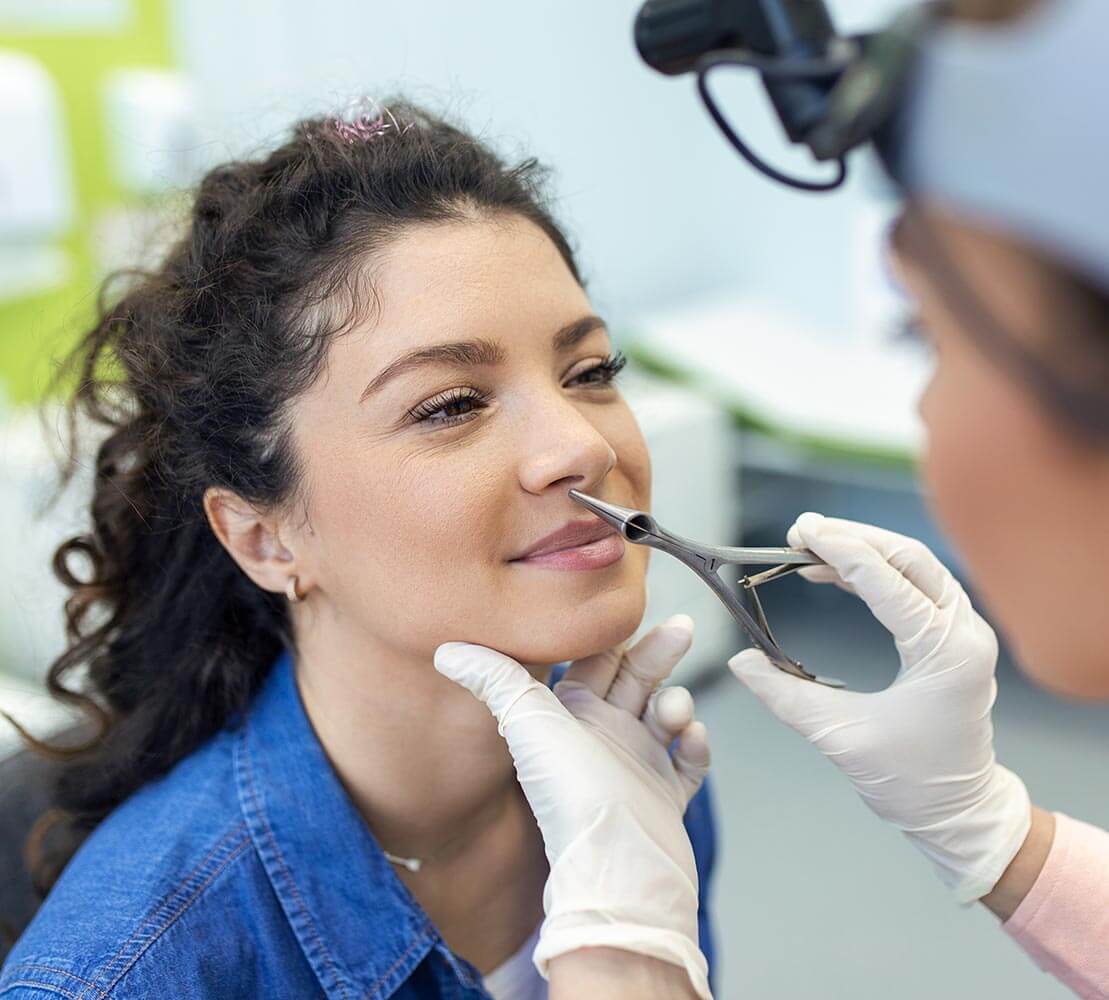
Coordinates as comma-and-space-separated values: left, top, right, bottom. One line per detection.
562, 614, 694, 715
605, 615, 694, 717
792, 513, 954, 607
790, 515, 940, 645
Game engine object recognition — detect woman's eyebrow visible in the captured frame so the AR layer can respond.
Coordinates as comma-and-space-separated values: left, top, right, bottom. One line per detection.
553, 313, 608, 352
358, 314, 608, 403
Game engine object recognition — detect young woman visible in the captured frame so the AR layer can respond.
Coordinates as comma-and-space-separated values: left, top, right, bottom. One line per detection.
0, 100, 716, 999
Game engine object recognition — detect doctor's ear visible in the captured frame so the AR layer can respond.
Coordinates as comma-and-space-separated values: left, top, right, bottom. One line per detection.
202, 486, 303, 596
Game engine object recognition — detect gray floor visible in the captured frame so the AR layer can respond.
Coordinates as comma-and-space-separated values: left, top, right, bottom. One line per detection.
691, 572, 1109, 999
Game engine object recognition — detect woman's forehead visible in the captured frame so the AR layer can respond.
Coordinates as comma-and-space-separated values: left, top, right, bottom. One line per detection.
306, 216, 595, 406
381, 215, 573, 286
366, 217, 589, 342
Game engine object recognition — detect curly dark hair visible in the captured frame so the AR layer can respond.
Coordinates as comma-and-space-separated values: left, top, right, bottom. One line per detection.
3, 98, 583, 910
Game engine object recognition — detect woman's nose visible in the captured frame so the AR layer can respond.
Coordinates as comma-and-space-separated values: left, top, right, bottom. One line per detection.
517, 398, 617, 497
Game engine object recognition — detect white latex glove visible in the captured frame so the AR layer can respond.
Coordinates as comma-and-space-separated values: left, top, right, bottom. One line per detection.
729, 513, 1031, 904
434, 615, 712, 999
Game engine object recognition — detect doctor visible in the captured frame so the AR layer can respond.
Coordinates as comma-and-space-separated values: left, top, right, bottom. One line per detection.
435, 0, 1109, 996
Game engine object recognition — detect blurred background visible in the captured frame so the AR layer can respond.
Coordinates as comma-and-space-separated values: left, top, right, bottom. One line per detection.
0, 1, 1105, 996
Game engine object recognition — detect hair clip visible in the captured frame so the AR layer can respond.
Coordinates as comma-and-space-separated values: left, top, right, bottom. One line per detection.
331, 96, 414, 144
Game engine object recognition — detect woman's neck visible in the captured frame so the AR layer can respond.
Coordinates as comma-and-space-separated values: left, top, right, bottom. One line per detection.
293, 623, 548, 857
290, 621, 550, 971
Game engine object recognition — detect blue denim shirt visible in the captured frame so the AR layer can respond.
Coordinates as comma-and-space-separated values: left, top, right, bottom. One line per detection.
0, 649, 717, 999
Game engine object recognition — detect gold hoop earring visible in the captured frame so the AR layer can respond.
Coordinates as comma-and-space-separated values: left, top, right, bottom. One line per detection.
285, 576, 304, 603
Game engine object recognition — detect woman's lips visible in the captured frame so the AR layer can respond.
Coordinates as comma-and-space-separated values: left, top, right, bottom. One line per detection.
515, 532, 625, 570
513, 530, 625, 571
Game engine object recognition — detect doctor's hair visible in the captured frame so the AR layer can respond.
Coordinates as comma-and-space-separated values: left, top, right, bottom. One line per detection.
4, 98, 583, 905
892, 204, 1109, 442
951, 0, 1044, 21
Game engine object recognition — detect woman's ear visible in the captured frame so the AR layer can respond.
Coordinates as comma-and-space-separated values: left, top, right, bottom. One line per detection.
202, 486, 300, 596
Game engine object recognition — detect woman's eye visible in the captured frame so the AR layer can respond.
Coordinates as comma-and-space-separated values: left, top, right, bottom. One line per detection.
568, 351, 627, 387
408, 389, 490, 427
407, 353, 626, 429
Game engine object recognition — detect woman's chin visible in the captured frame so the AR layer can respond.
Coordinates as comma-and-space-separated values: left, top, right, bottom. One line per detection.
497, 587, 647, 666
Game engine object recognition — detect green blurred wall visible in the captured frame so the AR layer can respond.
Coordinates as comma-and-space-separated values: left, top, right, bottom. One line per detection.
0, 1, 173, 406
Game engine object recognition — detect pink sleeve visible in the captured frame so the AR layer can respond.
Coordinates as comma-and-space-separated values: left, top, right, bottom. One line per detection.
1003, 812, 1109, 999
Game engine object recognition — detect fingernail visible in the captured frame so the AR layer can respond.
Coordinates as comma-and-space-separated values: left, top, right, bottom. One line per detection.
683, 719, 709, 746
727, 648, 765, 673
433, 642, 468, 669
654, 686, 694, 728
660, 613, 694, 634
795, 511, 825, 532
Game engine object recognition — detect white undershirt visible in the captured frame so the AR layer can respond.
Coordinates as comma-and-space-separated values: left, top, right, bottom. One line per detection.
481, 923, 547, 1000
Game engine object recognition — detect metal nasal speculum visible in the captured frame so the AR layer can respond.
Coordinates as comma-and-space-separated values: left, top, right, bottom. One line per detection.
568, 490, 844, 688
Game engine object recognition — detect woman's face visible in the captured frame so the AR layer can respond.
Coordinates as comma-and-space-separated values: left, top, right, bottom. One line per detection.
895, 204, 1109, 698
286, 213, 651, 667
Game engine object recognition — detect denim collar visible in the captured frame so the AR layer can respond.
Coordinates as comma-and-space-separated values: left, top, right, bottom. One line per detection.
233, 648, 488, 999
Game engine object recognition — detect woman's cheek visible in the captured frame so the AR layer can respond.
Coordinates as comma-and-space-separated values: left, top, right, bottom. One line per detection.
612, 407, 652, 507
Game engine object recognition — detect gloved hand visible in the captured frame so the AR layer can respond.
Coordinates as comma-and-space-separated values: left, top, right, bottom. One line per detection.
434, 615, 712, 999
729, 514, 1031, 904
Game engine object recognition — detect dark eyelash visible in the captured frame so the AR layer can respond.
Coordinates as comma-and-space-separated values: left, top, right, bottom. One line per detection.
407, 387, 492, 426
573, 351, 627, 385
408, 352, 628, 428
